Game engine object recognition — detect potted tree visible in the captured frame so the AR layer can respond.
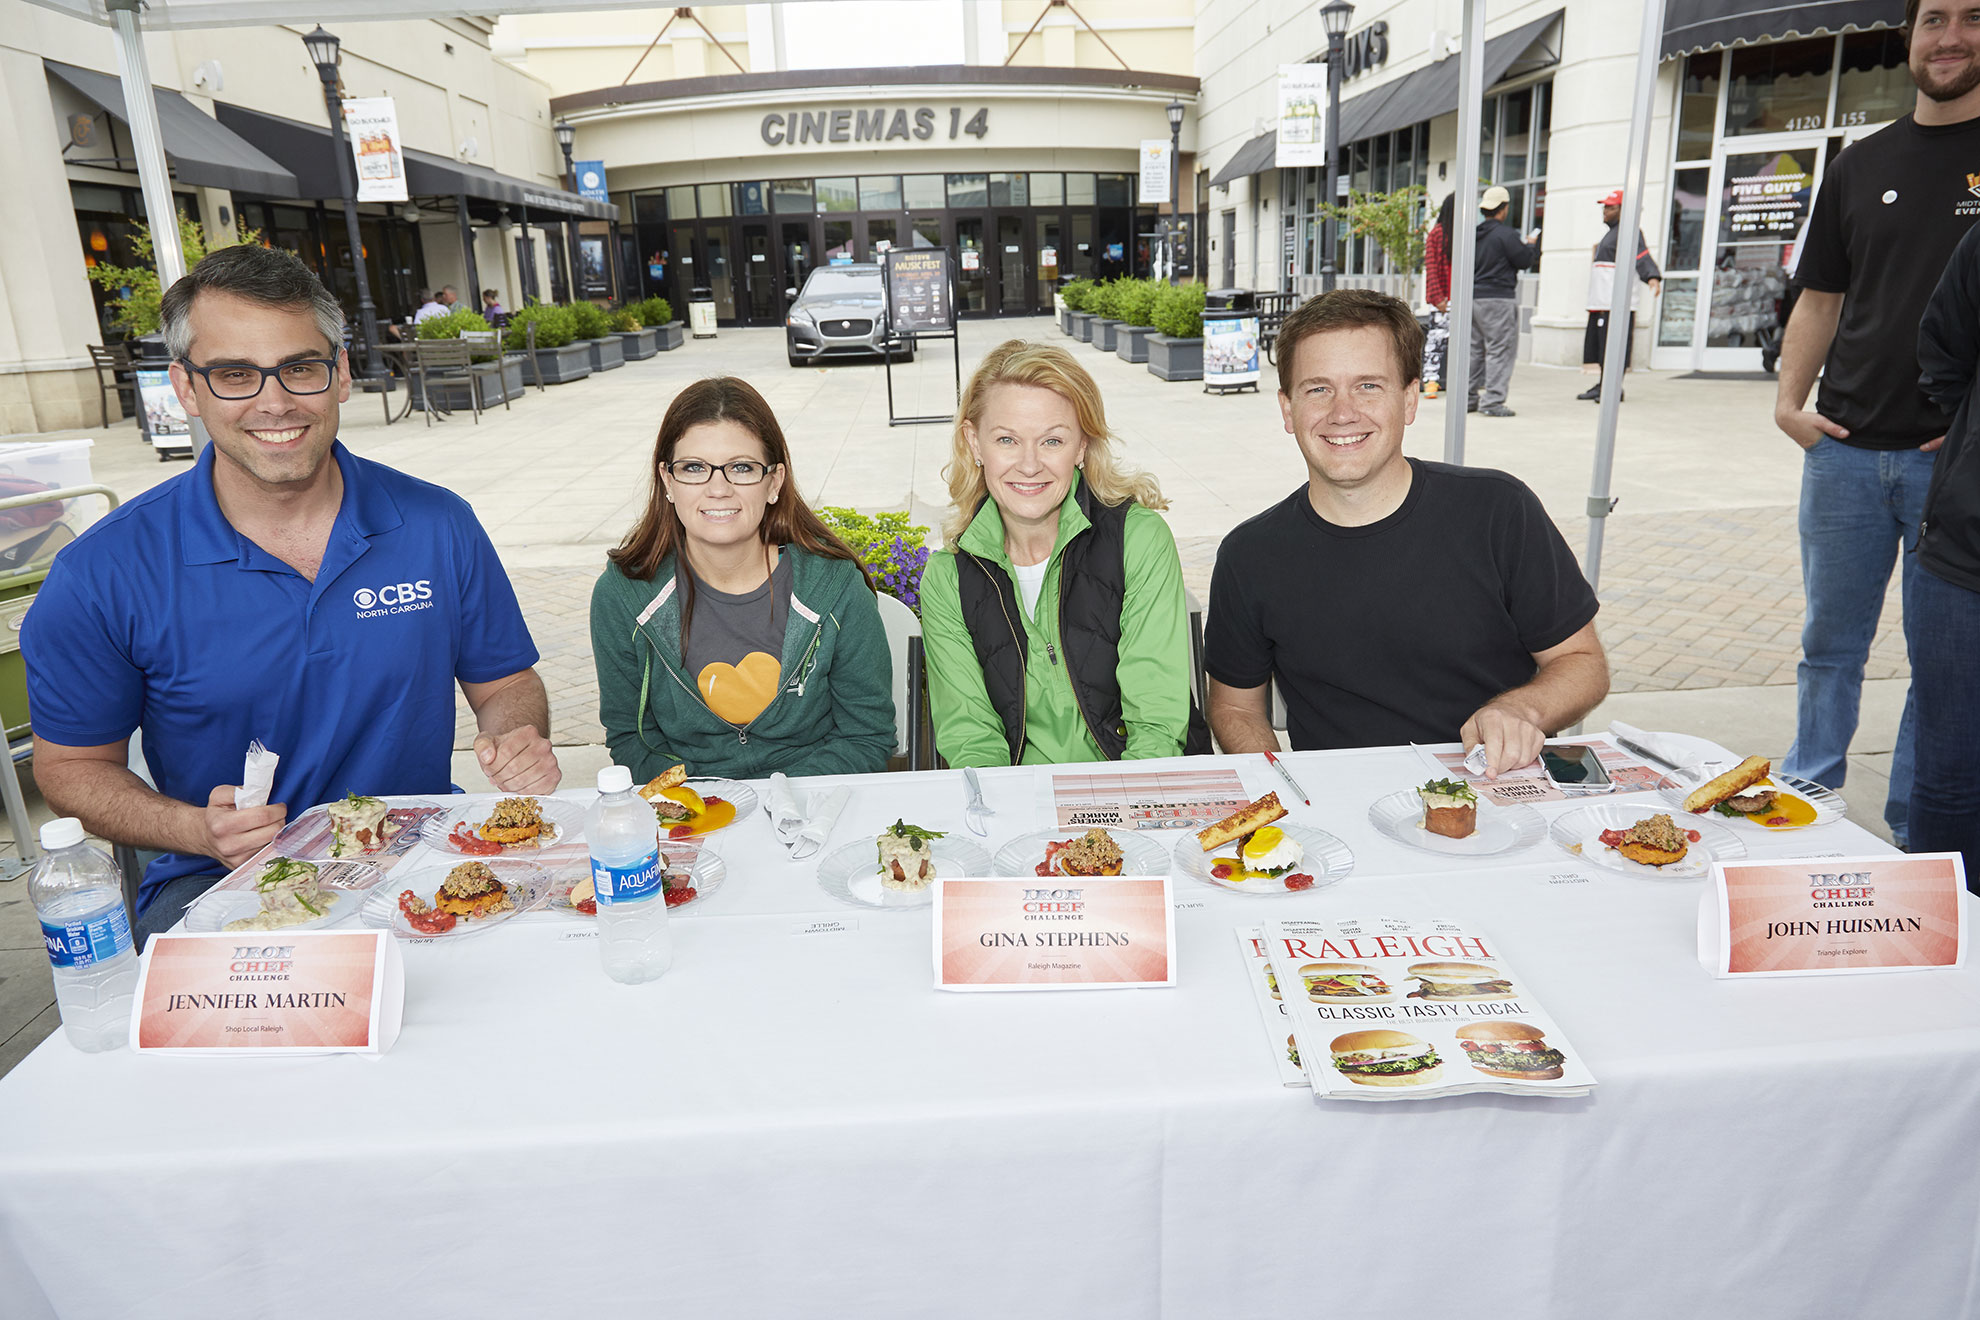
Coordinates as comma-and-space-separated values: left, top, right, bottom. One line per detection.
614, 308, 660, 361
1114, 279, 1161, 364
634, 297, 683, 351
1087, 279, 1124, 354
505, 303, 592, 384
565, 300, 625, 372
1146, 282, 1206, 382
412, 307, 524, 408
1061, 278, 1096, 342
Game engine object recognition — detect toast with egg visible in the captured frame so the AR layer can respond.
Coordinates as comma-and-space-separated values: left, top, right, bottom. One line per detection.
1197, 793, 1287, 853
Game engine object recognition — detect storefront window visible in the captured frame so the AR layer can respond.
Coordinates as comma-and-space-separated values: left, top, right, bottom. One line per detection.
666, 185, 697, 220
1668, 167, 1709, 270
1836, 30, 1912, 129
735, 181, 770, 215
633, 192, 667, 224
1658, 276, 1699, 346
911, 216, 942, 248
867, 217, 900, 255
1531, 84, 1550, 178
859, 176, 903, 210
1031, 173, 1063, 206
1500, 88, 1531, 183
816, 177, 858, 212
1097, 174, 1131, 207
1724, 37, 1833, 135
770, 179, 814, 214
1066, 173, 1097, 206
990, 173, 1028, 206
903, 174, 945, 210
697, 183, 731, 218
1478, 81, 1552, 237
1677, 52, 1720, 159
946, 174, 988, 207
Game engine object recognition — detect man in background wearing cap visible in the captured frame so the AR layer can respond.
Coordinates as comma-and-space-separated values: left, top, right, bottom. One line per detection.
1579, 191, 1662, 401
1468, 185, 1539, 417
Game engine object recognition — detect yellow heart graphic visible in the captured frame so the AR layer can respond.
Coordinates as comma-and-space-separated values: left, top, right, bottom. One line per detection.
698, 651, 782, 724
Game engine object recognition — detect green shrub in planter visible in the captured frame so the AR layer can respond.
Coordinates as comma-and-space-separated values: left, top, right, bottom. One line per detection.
632, 296, 673, 327
564, 300, 616, 341
504, 302, 575, 351
1087, 278, 1124, 321
613, 309, 642, 332
416, 308, 493, 340
1060, 278, 1095, 312
1151, 282, 1206, 339
1115, 279, 1160, 329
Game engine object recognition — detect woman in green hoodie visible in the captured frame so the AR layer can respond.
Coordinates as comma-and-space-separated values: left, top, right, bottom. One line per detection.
591, 377, 895, 780
920, 340, 1203, 767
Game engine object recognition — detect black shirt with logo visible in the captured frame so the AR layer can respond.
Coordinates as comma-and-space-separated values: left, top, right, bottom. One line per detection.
1206, 462, 1599, 752
1794, 113, 1980, 449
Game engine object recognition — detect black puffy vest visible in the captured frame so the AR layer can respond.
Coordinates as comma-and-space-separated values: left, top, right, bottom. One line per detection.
955, 483, 1210, 762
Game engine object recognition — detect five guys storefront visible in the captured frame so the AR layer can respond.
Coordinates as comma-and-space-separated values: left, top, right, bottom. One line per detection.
555, 66, 1198, 326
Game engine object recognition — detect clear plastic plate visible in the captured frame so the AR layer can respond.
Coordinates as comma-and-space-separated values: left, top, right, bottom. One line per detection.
649, 778, 759, 838
1367, 790, 1545, 858
425, 796, 588, 855
991, 827, 1172, 878
544, 845, 727, 917
269, 798, 441, 861
360, 858, 550, 939
1171, 822, 1356, 895
1549, 803, 1747, 881
816, 834, 993, 910
1654, 771, 1845, 832
183, 860, 383, 933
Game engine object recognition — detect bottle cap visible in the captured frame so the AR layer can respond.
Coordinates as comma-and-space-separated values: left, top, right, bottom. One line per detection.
39, 818, 85, 850
597, 765, 634, 794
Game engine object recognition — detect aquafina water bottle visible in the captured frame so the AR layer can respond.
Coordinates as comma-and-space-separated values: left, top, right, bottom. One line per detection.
585, 766, 673, 984
29, 819, 138, 1052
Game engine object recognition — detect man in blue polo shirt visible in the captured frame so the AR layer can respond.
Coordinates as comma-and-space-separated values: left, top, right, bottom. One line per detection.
24, 245, 560, 940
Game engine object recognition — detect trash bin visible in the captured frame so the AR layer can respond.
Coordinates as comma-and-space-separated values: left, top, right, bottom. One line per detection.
1205, 289, 1256, 312
688, 287, 718, 339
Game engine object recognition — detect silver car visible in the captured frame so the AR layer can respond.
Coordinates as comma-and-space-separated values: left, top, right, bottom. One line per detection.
785, 263, 914, 367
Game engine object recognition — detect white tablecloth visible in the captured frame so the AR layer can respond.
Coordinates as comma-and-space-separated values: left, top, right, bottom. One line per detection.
2, 743, 1977, 1319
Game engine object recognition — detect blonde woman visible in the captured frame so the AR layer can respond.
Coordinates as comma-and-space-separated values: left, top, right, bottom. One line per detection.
920, 340, 1206, 766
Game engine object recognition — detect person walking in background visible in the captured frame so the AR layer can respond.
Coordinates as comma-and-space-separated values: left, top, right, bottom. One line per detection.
1468, 185, 1538, 418
1772, 0, 1980, 846
1422, 193, 1454, 397
1579, 189, 1661, 402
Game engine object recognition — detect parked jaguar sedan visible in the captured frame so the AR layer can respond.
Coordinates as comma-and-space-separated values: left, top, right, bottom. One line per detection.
785, 263, 914, 367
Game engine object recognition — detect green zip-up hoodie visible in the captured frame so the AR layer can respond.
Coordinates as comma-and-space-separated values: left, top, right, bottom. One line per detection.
920, 484, 1192, 767
590, 547, 895, 781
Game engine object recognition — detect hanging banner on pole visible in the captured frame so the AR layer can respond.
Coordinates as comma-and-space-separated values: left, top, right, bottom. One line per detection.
341, 97, 408, 203
1274, 64, 1328, 168
1138, 140, 1173, 205
574, 160, 610, 204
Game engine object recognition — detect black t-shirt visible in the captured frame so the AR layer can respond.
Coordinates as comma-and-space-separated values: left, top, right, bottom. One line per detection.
1206, 461, 1600, 751
1794, 113, 1980, 449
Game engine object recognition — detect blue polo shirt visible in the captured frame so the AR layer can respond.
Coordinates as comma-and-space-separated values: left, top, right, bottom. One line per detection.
23, 441, 539, 912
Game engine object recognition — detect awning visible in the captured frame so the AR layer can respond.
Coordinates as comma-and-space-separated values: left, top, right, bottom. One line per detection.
1209, 9, 1562, 187
1661, 0, 1903, 59
46, 59, 298, 198
213, 103, 618, 219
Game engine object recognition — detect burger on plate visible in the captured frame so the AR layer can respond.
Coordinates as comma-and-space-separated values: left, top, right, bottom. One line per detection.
1299, 961, 1395, 1002
1328, 1029, 1444, 1087
1454, 1020, 1566, 1080
1406, 961, 1517, 1001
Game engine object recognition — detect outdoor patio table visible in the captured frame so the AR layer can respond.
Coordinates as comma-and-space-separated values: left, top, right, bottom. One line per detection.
1, 741, 1975, 1319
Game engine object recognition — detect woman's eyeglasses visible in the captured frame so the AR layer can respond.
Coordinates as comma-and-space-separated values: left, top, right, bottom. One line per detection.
664, 460, 778, 485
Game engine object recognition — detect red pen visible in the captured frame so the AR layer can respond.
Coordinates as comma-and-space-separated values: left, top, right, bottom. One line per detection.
1263, 751, 1310, 805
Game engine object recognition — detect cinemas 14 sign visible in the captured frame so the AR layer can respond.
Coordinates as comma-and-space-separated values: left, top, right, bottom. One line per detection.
763, 106, 989, 146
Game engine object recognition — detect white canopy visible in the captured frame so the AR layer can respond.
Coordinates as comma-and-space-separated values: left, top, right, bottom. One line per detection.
23, 0, 755, 27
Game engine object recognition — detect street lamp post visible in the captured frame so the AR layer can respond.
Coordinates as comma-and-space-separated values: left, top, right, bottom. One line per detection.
1165, 99, 1185, 286
303, 26, 384, 379
555, 120, 584, 302
1319, 0, 1354, 294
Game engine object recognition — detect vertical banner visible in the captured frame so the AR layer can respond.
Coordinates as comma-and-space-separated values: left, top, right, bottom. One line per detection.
1138, 140, 1173, 205
341, 97, 408, 203
575, 160, 609, 204
1275, 64, 1329, 168
1203, 315, 1261, 389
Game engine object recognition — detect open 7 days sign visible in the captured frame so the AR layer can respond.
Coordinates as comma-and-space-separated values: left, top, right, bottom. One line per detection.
762, 106, 989, 146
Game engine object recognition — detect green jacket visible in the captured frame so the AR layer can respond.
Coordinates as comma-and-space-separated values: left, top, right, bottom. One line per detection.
920, 485, 1192, 767
591, 546, 895, 780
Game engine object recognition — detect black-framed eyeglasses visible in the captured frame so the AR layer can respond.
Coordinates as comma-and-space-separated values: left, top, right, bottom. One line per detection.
179, 358, 339, 400
664, 459, 779, 485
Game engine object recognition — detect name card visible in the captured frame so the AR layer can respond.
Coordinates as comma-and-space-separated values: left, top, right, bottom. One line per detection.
933, 877, 1175, 991
1702, 853, 1968, 977
131, 930, 404, 1053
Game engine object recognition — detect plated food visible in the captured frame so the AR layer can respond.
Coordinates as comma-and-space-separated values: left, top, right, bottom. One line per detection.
1038, 828, 1125, 877
1171, 819, 1355, 895
1418, 779, 1478, 839
1454, 1021, 1566, 1080
224, 857, 336, 932
1601, 813, 1698, 867
877, 820, 944, 890
991, 828, 1168, 880
429, 796, 586, 857
326, 794, 394, 857
1551, 802, 1745, 879
1329, 1029, 1444, 1088
640, 764, 741, 837
562, 852, 703, 914
360, 857, 547, 939
1300, 961, 1395, 1003
1405, 961, 1517, 1001
1196, 793, 1316, 890
820, 832, 992, 909
1664, 754, 1834, 830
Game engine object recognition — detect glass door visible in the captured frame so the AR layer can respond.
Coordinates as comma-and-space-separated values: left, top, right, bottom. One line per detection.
1693, 132, 1827, 370
669, 222, 698, 315
780, 219, 815, 303
995, 213, 1029, 315
1035, 212, 1063, 309
739, 221, 777, 325
701, 223, 737, 322
955, 216, 987, 315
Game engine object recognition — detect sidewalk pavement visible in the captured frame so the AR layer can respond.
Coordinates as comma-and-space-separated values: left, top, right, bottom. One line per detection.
0, 317, 1911, 1074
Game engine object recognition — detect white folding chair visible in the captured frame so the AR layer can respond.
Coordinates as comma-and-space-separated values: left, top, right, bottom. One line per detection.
874, 592, 926, 770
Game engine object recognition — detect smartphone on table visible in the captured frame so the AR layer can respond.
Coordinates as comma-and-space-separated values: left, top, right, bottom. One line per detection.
1540, 742, 1612, 792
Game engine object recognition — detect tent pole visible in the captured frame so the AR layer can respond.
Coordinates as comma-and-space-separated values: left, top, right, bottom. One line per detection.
1443, 0, 1487, 466
106, 0, 186, 290
1584, 0, 1669, 594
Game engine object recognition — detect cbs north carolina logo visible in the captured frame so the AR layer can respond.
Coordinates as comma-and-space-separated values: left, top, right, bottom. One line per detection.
353, 579, 435, 619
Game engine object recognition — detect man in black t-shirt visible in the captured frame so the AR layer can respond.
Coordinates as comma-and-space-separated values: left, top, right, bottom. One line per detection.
1205, 290, 1608, 775
1773, 0, 1980, 847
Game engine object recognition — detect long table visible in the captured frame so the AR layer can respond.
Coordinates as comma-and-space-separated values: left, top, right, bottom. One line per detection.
3, 742, 1977, 1319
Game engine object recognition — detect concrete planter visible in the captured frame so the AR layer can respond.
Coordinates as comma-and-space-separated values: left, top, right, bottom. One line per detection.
1116, 325, 1157, 364
1059, 307, 1074, 335
1070, 312, 1095, 342
530, 343, 594, 384
654, 321, 686, 351
408, 356, 527, 411
582, 336, 626, 372
1147, 334, 1204, 382
617, 328, 660, 360
1092, 318, 1121, 352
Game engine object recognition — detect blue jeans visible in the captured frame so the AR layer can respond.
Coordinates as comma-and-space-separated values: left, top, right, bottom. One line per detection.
1908, 568, 1980, 891
1782, 438, 1934, 844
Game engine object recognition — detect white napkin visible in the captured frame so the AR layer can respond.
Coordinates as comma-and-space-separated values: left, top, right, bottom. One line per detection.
236, 740, 278, 809
792, 787, 849, 861
1609, 721, 1684, 769
766, 772, 807, 845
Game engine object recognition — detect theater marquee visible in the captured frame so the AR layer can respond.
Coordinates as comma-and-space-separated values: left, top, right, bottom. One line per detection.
762, 106, 991, 146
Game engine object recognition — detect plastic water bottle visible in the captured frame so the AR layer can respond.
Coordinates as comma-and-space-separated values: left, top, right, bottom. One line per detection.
29, 819, 138, 1052
586, 766, 673, 984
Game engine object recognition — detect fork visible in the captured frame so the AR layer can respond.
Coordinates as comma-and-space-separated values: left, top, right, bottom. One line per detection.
963, 768, 995, 837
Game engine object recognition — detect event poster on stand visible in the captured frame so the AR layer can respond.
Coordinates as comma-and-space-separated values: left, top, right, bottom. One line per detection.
341, 97, 408, 203
1204, 316, 1261, 388
1260, 916, 1596, 1101
884, 248, 951, 333
135, 370, 190, 449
